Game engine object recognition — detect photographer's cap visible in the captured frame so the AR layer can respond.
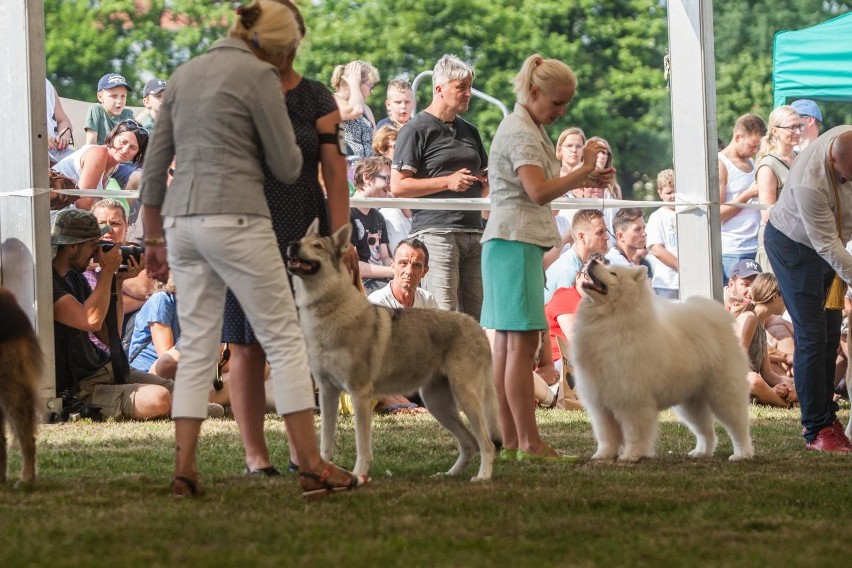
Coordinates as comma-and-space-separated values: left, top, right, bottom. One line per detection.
143, 78, 167, 98
731, 259, 762, 279
97, 73, 132, 92
791, 99, 823, 123
51, 209, 109, 245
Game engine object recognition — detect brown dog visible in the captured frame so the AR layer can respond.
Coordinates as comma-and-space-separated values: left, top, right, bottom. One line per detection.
0, 286, 41, 486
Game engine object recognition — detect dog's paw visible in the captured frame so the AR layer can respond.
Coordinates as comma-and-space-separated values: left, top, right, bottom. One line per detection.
470, 475, 492, 482
591, 451, 617, 461
617, 453, 642, 463
13, 479, 35, 491
688, 449, 712, 459
728, 452, 754, 462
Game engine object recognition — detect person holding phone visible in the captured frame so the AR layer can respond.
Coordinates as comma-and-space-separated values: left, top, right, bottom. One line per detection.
481, 54, 612, 460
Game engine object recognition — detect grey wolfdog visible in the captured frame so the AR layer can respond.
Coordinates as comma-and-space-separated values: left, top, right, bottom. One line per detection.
286, 220, 501, 481
0, 287, 42, 487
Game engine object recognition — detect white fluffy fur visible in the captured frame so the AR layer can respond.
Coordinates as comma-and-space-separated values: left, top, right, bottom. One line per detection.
571, 262, 754, 462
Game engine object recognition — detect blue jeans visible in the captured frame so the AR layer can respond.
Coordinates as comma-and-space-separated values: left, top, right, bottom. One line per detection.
721, 252, 756, 284
417, 231, 483, 320
764, 222, 841, 442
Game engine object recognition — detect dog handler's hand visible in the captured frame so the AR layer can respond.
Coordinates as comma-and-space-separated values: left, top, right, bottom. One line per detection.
145, 245, 169, 283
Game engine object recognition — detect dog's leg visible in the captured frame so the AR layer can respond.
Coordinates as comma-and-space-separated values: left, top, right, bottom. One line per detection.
618, 405, 658, 462
318, 385, 342, 464
674, 399, 717, 458
451, 371, 497, 481
350, 392, 375, 477
709, 391, 754, 461
6, 389, 37, 485
847, 325, 852, 441
587, 404, 621, 460
421, 380, 476, 477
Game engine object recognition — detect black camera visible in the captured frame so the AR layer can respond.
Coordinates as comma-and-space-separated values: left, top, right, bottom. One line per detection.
59, 390, 104, 422
100, 241, 145, 264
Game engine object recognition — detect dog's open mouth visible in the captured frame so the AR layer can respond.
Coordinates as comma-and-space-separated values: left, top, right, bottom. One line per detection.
284, 243, 321, 276
581, 259, 609, 295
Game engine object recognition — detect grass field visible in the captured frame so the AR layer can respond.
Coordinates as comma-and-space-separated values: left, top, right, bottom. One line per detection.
2, 405, 851, 567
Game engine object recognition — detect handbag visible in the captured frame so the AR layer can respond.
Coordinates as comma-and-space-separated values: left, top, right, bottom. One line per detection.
825, 147, 847, 311
48, 169, 77, 210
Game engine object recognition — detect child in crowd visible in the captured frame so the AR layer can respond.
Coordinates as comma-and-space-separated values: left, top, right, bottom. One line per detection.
350, 156, 394, 293
376, 79, 415, 130
646, 169, 679, 299
137, 78, 167, 134
84, 73, 141, 190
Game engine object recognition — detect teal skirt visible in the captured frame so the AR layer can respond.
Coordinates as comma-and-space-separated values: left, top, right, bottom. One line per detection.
480, 239, 547, 331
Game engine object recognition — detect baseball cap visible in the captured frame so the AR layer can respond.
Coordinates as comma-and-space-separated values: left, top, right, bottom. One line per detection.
97, 73, 132, 92
143, 78, 167, 98
790, 99, 823, 123
51, 209, 109, 246
730, 259, 762, 279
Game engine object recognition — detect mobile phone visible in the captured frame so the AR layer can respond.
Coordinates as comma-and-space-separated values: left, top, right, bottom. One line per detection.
470, 167, 488, 177
602, 151, 612, 169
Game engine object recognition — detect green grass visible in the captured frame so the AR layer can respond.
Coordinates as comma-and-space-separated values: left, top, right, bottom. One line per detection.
2, 406, 850, 567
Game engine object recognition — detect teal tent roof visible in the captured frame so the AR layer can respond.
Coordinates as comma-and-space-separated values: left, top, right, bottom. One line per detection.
773, 12, 852, 107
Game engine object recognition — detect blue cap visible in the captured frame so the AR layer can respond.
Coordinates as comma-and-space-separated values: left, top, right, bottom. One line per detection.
143, 78, 167, 98
791, 99, 822, 123
731, 259, 762, 279
97, 73, 132, 92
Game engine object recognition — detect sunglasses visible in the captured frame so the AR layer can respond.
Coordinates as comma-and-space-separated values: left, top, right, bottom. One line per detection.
121, 119, 149, 137
373, 174, 390, 182
776, 123, 804, 132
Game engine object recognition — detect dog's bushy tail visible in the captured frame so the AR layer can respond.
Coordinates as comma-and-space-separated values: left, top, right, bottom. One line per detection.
482, 361, 503, 450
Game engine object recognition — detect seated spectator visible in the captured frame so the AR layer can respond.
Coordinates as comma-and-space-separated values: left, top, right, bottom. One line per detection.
766, 311, 795, 379
544, 209, 609, 303
85, 198, 155, 352
730, 273, 797, 407
351, 156, 394, 294
605, 208, 653, 286
376, 79, 414, 130
372, 125, 398, 159
556, 127, 586, 177
137, 78, 167, 133
646, 169, 679, 299
332, 60, 379, 166
52, 120, 148, 211
723, 259, 762, 308
46, 78, 74, 165
84, 73, 142, 190
128, 276, 231, 411
51, 209, 172, 420
366, 238, 430, 414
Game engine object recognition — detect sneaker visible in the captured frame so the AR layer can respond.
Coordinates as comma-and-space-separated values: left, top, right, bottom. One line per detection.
831, 420, 852, 449
805, 425, 852, 454
206, 402, 225, 419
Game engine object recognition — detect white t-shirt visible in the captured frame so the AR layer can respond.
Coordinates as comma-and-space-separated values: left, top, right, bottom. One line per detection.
368, 283, 439, 309
380, 208, 412, 257
646, 206, 679, 290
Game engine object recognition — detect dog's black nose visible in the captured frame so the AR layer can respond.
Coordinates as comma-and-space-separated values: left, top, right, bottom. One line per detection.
285, 241, 300, 260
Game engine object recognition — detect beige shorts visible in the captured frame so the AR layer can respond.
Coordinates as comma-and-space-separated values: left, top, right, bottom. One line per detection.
78, 364, 174, 420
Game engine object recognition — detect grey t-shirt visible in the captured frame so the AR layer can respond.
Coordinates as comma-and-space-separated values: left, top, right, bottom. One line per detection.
392, 111, 487, 233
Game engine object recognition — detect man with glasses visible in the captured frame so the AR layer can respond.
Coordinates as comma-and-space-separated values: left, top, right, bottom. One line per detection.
791, 99, 823, 150
391, 54, 489, 319
350, 156, 394, 294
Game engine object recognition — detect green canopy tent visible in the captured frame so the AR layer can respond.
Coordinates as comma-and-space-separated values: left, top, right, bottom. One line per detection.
773, 12, 852, 107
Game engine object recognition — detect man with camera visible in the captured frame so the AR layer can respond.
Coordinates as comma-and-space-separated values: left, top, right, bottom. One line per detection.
52, 208, 173, 420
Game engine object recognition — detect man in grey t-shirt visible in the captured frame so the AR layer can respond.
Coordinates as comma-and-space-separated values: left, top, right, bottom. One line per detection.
390, 54, 488, 320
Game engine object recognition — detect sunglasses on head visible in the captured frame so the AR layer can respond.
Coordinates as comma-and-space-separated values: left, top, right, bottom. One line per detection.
121, 119, 149, 137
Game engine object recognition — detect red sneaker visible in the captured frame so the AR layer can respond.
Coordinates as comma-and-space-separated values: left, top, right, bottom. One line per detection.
805, 426, 852, 454
831, 420, 852, 449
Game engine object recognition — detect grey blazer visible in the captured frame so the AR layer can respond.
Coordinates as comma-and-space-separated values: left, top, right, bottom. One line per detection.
140, 37, 302, 218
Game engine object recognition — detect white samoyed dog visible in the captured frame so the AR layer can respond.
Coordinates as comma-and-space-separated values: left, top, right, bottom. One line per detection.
571, 259, 754, 462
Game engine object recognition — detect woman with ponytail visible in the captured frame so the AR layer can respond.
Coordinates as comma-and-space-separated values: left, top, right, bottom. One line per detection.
754, 105, 801, 272
140, 0, 367, 498
480, 54, 613, 461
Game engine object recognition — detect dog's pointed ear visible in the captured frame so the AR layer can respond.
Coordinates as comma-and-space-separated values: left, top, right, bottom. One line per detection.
331, 223, 352, 253
305, 218, 321, 237
634, 265, 648, 282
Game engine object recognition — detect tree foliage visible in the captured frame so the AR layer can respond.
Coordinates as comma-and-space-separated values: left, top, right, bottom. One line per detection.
44, 0, 850, 197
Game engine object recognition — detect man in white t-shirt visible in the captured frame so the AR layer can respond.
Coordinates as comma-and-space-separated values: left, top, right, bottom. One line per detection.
646, 169, 679, 299
368, 238, 438, 309
718, 113, 766, 283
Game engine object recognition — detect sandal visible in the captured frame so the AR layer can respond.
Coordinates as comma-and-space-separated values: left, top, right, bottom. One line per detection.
299, 463, 369, 499
243, 466, 281, 477
171, 475, 204, 498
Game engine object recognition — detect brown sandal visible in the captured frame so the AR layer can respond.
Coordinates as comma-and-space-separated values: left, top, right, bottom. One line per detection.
171, 475, 204, 498
299, 463, 369, 499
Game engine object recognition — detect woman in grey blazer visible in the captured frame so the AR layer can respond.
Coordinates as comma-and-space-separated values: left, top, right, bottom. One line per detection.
140, 0, 368, 498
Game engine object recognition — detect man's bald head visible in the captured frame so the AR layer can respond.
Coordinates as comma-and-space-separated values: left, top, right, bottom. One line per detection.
830, 131, 852, 182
